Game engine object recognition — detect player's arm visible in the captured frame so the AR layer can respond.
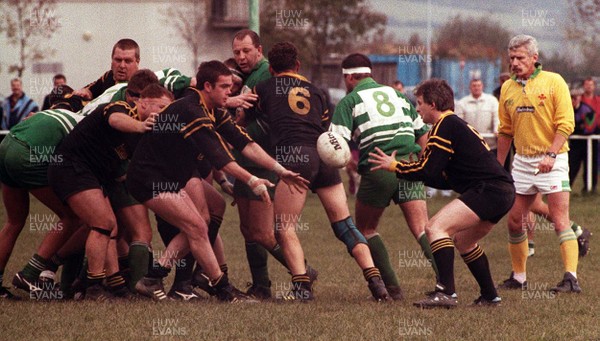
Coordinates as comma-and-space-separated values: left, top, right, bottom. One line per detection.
212, 168, 234, 195
496, 84, 513, 165
538, 83, 572, 173
105, 102, 157, 133
496, 135, 513, 166
369, 120, 454, 183
329, 97, 354, 141
184, 122, 274, 204
74, 70, 112, 100
240, 142, 309, 193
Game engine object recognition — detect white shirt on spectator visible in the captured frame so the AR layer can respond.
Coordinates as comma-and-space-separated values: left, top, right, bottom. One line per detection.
455, 92, 499, 149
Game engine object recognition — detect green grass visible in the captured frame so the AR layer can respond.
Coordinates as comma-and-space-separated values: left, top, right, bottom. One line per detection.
0, 184, 599, 341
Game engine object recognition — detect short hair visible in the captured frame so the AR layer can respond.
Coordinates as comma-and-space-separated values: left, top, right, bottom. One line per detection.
415, 78, 454, 112
10, 78, 21, 85
233, 29, 261, 48
128, 69, 159, 94
51, 85, 86, 112
268, 42, 298, 74
53, 74, 66, 82
112, 38, 140, 61
508, 34, 538, 56
341, 53, 372, 80
393, 80, 404, 87
223, 57, 244, 79
196, 61, 232, 90
470, 78, 483, 85
583, 77, 595, 85
48, 85, 74, 107
141, 83, 174, 101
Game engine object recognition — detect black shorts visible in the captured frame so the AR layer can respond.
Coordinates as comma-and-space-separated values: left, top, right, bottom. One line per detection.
458, 180, 515, 224
126, 173, 187, 203
276, 146, 341, 192
48, 158, 105, 202
196, 159, 212, 179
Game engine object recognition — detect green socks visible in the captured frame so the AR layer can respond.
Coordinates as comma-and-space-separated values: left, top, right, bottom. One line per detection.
367, 234, 400, 287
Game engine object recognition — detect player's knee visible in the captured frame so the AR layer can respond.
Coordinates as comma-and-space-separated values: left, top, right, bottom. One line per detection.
331, 216, 368, 254
90, 226, 112, 237
182, 222, 208, 241
507, 213, 523, 233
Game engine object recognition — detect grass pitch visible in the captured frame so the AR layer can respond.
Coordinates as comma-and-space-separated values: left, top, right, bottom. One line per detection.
0, 185, 598, 341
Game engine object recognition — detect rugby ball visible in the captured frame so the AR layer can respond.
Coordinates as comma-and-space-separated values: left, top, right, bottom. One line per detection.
317, 131, 351, 168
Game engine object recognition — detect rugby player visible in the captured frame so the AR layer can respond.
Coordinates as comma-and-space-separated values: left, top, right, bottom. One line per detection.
370, 78, 514, 308
330, 53, 437, 300
250, 42, 391, 301
126, 60, 309, 302
0, 86, 84, 299
44, 70, 166, 300
229, 29, 316, 299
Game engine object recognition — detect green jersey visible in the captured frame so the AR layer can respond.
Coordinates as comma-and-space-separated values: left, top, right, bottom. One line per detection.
10, 108, 85, 158
234, 58, 272, 168
330, 78, 428, 173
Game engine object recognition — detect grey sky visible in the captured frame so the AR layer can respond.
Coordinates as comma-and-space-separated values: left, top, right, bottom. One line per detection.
369, 0, 570, 55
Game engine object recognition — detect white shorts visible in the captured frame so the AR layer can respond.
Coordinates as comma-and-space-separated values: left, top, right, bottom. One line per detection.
512, 153, 571, 195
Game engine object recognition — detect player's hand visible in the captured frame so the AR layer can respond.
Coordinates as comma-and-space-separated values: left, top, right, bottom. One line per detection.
368, 147, 398, 172
248, 176, 275, 205
142, 112, 158, 131
73, 88, 92, 100
536, 155, 555, 174
218, 178, 234, 196
226, 93, 258, 109
278, 169, 310, 194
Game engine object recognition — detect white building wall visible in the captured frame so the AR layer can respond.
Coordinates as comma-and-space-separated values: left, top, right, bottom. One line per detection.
0, 0, 240, 105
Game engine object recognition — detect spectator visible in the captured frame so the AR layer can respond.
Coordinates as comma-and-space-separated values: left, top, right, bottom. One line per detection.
1, 78, 39, 130
569, 87, 599, 193
493, 72, 510, 100
41, 74, 67, 110
455, 78, 499, 152
392, 80, 404, 93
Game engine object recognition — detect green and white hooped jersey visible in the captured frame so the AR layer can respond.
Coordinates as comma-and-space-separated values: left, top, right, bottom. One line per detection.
80, 83, 128, 116
10, 108, 85, 156
79, 68, 191, 116
330, 78, 428, 172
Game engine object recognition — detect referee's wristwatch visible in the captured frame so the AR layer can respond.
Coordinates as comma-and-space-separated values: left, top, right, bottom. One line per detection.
546, 152, 557, 159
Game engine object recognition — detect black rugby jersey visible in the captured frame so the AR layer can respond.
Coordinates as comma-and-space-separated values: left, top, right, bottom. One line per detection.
127, 88, 253, 189
250, 72, 329, 150
83, 70, 117, 100
393, 111, 513, 193
56, 101, 140, 182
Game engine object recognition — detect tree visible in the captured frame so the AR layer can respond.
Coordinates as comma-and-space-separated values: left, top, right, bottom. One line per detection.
566, 0, 600, 75
0, 0, 60, 77
259, 0, 387, 84
163, 0, 205, 71
435, 15, 512, 61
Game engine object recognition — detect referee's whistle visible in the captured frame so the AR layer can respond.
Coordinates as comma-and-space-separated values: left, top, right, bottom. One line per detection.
534, 169, 540, 176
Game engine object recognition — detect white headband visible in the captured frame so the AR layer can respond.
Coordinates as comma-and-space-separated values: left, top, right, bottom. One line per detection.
342, 67, 371, 74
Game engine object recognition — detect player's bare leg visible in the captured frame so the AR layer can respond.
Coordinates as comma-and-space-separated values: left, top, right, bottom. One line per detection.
415, 199, 498, 308
316, 183, 391, 301
66, 189, 117, 301
0, 185, 28, 299
142, 186, 249, 302
399, 200, 438, 278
